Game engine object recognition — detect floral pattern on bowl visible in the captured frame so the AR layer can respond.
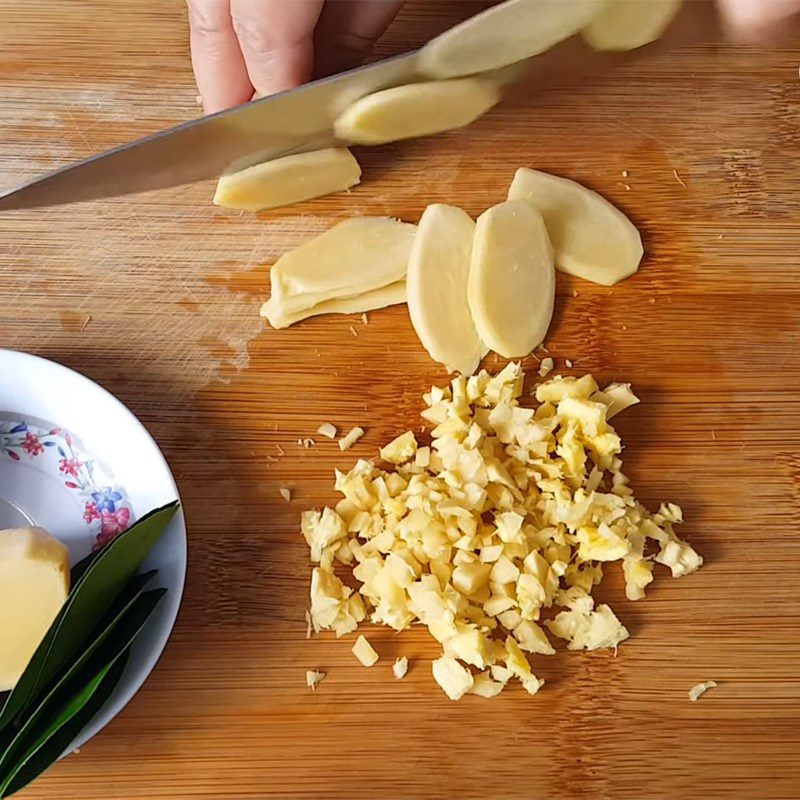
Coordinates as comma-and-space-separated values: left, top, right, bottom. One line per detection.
1, 419, 134, 549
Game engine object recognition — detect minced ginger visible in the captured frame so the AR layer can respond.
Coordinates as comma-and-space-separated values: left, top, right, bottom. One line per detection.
300, 363, 702, 700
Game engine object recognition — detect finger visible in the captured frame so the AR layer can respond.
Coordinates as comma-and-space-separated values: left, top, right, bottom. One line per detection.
187, 0, 254, 113
230, 0, 324, 96
314, 0, 405, 77
717, 0, 800, 42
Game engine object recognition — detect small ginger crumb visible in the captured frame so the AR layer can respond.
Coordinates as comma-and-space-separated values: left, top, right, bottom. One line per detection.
538, 357, 554, 377
306, 669, 326, 690
349, 325, 358, 338
572, 289, 578, 298
565, 359, 573, 368
688, 681, 717, 701
648, 297, 656, 304
339, 426, 365, 451
279, 487, 292, 502
622, 169, 629, 178
276, 444, 286, 456
673, 168, 687, 189
318, 422, 338, 439
711, 429, 717, 440
361, 313, 368, 325
393, 657, 409, 679
302, 438, 316, 449
305, 610, 313, 639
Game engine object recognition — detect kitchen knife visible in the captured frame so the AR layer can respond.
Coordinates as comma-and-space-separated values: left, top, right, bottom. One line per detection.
0, 1, 719, 211
0, 50, 419, 211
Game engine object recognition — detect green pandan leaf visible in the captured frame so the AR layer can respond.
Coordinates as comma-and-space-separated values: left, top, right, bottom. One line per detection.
0, 653, 129, 798
0, 589, 166, 795
0, 660, 115, 797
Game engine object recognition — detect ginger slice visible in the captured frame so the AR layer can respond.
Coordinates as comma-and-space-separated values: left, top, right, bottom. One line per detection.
419, 0, 603, 78
263, 281, 406, 329
467, 200, 555, 358
583, 0, 682, 51
508, 168, 643, 286
407, 204, 483, 375
334, 78, 500, 145
262, 216, 416, 319
214, 148, 360, 211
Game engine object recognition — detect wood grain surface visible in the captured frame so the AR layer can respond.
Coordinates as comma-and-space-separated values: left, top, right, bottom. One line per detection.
1, 2, 800, 798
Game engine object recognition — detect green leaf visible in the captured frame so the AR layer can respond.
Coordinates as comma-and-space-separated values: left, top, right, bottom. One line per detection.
0, 501, 178, 734
0, 660, 114, 797
0, 711, 8, 762
0, 653, 129, 799
69, 548, 101, 585
0, 580, 162, 776
0, 589, 166, 793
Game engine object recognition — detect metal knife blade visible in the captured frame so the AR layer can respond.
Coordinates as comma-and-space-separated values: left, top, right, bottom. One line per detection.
0, 1, 720, 212
0, 50, 419, 211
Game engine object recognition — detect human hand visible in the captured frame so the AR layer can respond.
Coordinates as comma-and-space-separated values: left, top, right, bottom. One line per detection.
187, 0, 404, 114
716, 0, 800, 41
188, 0, 800, 116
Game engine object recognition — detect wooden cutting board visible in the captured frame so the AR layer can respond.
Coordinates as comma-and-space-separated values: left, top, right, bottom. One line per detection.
1, 2, 799, 798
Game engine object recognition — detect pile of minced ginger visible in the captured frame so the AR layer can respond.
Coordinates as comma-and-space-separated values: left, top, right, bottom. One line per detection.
301, 363, 702, 700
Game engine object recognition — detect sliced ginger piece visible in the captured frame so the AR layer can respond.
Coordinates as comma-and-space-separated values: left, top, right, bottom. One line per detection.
214, 148, 361, 211
334, 78, 500, 145
431, 655, 474, 700
352, 634, 379, 666
508, 168, 643, 286
583, 0, 682, 52
262, 280, 406, 329
419, 0, 603, 78
593, 382, 640, 419
467, 200, 555, 359
262, 217, 416, 318
0, 527, 70, 691
407, 204, 483, 375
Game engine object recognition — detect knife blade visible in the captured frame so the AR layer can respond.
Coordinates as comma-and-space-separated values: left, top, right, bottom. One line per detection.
0, 1, 719, 212
0, 50, 419, 211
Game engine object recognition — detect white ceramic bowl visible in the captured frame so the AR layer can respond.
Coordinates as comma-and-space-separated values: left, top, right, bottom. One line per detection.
0, 348, 186, 751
